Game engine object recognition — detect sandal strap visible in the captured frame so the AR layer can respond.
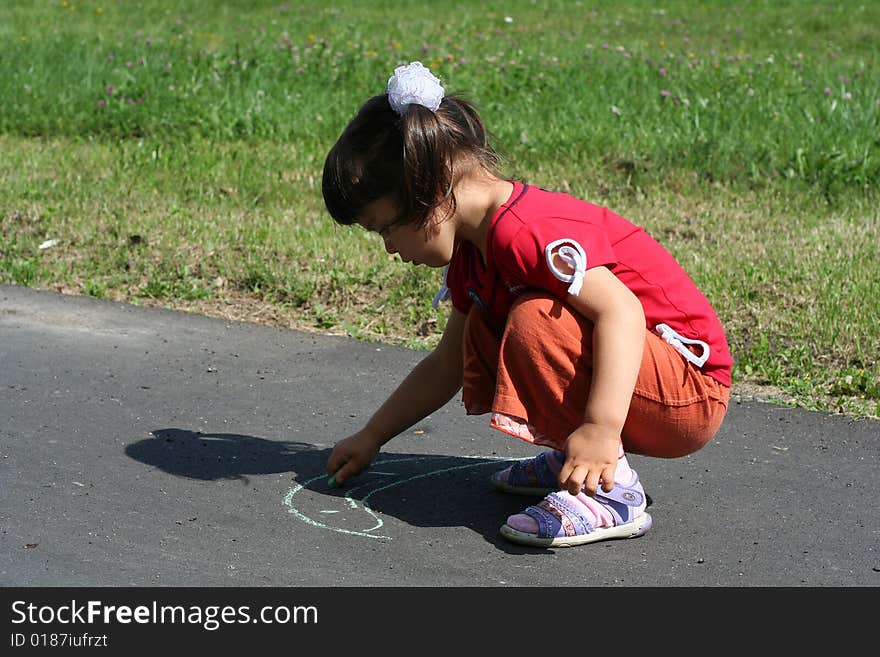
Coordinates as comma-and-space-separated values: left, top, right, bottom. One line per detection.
594, 474, 644, 506
524, 492, 595, 539
508, 451, 561, 489
593, 475, 645, 524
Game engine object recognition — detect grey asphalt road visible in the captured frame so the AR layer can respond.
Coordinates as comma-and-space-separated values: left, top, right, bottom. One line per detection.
1, 284, 877, 586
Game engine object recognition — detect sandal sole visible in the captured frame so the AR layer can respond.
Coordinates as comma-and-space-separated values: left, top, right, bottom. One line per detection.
499, 512, 653, 548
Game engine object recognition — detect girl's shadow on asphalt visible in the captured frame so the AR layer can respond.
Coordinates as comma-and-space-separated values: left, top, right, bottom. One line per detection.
126, 428, 541, 553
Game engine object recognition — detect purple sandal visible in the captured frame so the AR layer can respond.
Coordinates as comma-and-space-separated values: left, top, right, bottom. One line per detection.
490, 450, 564, 495
500, 474, 652, 547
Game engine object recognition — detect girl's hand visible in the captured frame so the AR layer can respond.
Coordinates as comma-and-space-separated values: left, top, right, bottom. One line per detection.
558, 424, 621, 496
326, 431, 383, 485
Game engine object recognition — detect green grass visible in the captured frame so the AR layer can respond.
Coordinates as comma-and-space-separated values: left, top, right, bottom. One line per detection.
1, 0, 878, 418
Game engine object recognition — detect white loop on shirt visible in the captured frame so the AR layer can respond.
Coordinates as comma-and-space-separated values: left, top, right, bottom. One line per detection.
545, 238, 587, 296
432, 264, 451, 308
654, 323, 711, 368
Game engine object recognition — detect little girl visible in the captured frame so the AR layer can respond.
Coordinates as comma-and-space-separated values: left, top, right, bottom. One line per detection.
322, 62, 732, 547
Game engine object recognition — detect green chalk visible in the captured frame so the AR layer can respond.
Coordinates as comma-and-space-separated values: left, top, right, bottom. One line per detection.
327, 470, 340, 488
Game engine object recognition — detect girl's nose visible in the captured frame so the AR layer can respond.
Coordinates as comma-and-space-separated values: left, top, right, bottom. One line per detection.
382, 237, 397, 255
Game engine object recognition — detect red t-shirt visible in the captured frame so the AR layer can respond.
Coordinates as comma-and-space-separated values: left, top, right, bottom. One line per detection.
445, 181, 733, 387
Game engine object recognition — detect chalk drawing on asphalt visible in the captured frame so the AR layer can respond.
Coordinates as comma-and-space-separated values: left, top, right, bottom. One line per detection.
283, 454, 519, 540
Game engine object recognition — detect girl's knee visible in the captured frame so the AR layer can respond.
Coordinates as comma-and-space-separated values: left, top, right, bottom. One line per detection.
500, 294, 594, 380
507, 293, 590, 336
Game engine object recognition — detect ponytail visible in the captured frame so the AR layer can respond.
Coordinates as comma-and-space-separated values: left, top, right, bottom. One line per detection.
400, 104, 453, 225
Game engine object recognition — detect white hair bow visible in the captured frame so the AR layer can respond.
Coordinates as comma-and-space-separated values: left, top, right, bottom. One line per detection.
386, 61, 445, 115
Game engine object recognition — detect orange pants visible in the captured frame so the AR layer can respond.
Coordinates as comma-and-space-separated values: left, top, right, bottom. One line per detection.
462, 294, 730, 458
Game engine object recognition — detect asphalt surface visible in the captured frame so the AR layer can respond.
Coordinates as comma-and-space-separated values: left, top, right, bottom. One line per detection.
1, 283, 877, 586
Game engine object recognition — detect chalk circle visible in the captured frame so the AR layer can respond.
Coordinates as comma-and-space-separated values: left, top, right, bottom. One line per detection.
283, 454, 519, 540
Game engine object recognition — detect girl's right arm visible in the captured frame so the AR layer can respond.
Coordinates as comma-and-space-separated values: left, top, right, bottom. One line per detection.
326, 308, 466, 484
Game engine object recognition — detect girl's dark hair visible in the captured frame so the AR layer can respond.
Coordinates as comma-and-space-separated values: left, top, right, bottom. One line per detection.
322, 93, 499, 229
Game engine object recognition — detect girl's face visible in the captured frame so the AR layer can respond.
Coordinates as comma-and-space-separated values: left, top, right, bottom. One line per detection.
358, 196, 456, 268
